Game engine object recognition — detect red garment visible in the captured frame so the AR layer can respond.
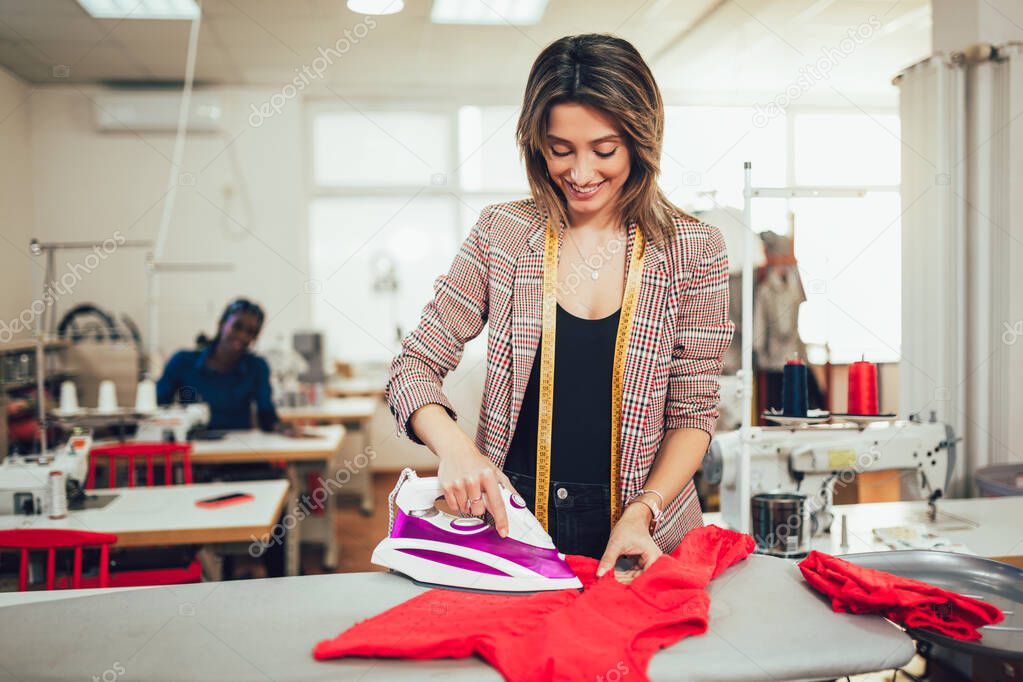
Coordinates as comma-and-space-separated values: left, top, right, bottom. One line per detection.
798, 550, 1004, 640
314, 525, 755, 681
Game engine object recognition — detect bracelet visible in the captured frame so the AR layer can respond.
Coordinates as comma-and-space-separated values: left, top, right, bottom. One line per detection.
625, 489, 665, 533
628, 497, 658, 523
634, 488, 664, 510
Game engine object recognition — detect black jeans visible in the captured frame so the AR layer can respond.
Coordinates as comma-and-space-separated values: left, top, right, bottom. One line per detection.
503, 470, 612, 560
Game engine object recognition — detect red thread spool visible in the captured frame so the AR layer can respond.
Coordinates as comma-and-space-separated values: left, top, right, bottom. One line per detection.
847, 359, 878, 415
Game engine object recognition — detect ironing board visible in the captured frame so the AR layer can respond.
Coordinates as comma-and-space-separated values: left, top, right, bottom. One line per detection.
0, 555, 913, 681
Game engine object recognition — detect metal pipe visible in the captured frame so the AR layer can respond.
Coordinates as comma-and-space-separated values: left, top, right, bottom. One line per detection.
953, 60, 968, 496
148, 6, 203, 370
750, 187, 876, 198
29, 239, 153, 336
29, 239, 152, 250
148, 263, 234, 272
739, 161, 754, 534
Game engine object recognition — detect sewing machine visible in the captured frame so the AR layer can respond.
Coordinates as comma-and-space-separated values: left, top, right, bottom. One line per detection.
135, 403, 210, 442
293, 332, 326, 384
702, 416, 957, 535
0, 445, 90, 516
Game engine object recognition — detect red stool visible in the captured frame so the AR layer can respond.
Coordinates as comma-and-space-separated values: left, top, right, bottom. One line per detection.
0, 528, 117, 591
87, 442, 192, 489
81, 443, 202, 587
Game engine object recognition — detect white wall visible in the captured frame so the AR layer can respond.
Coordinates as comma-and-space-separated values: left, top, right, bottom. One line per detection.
26, 85, 311, 368
0, 67, 36, 343
14, 83, 475, 472
932, 0, 1023, 53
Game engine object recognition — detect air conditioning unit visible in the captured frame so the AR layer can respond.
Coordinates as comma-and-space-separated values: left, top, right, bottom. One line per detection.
92, 90, 223, 133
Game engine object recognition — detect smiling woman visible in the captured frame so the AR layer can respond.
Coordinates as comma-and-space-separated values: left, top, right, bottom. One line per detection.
386, 34, 734, 575
545, 107, 630, 210
516, 34, 684, 247
156, 298, 280, 433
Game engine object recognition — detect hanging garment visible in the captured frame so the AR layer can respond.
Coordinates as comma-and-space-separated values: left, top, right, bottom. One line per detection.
724, 273, 743, 375
313, 525, 756, 682
753, 231, 807, 371
798, 550, 1004, 640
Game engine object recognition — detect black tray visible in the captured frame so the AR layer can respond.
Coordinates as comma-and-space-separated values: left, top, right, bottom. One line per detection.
840, 550, 1022, 660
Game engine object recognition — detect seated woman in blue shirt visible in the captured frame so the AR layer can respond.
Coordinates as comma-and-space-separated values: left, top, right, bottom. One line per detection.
156, 298, 279, 432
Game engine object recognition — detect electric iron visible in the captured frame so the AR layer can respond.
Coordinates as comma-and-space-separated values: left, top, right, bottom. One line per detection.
372, 468, 582, 592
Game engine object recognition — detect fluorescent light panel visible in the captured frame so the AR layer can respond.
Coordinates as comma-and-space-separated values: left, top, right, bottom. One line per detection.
431, 0, 548, 25
77, 0, 200, 20
347, 0, 405, 15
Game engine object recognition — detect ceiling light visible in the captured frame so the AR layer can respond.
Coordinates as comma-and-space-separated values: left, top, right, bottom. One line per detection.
347, 0, 405, 15
431, 0, 548, 25
77, 0, 200, 20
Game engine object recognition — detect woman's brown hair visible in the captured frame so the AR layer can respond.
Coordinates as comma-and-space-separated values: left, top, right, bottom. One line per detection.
516, 33, 689, 246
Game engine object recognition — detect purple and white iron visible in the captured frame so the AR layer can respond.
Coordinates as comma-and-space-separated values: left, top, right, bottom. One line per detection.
372, 468, 582, 592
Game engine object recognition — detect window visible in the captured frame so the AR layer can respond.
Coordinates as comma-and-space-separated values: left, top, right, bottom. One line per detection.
313, 109, 452, 187
308, 196, 458, 363
308, 104, 523, 362
662, 105, 787, 220
790, 112, 902, 363
457, 105, 527, 193
794, 112, 901, 187
306, 103, 901, 366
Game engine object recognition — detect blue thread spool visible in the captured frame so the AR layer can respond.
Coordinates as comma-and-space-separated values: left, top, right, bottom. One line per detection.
782, 358, 808, 417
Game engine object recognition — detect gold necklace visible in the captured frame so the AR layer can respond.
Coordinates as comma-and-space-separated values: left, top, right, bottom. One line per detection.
563, 228, 601, 280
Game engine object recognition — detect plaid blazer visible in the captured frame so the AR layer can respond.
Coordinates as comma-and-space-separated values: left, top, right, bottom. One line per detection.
386, 198, 734, 553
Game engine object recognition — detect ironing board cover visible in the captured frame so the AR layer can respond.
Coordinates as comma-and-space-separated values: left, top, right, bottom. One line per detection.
314, 525, 755, 681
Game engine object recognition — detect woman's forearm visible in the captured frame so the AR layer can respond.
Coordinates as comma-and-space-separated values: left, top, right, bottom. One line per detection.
409, 403, 472, 461
628, 427, 711, 523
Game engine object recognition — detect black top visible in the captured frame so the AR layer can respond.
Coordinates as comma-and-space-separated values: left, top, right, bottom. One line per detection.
504, 303, 621, 485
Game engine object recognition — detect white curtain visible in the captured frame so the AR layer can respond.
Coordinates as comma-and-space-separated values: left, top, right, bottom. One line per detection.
964, 45, 1023, 486
897, 46, 1023, 495
897, 55, 967, 492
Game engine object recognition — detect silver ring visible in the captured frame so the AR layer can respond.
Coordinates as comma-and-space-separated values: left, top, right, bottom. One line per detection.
468, 495, 484, 504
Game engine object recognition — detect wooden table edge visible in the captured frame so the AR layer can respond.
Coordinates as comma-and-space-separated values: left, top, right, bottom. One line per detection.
277, 414, 373, 425
112, 482, 291, 547
114, 524, 277, 547
992, 555, 1023, 569
191, 425, 346, 463
324, 388, 385, 398
190, 449, 338, 464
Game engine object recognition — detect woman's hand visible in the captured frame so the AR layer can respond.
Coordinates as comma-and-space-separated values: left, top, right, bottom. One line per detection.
596, 502, 663, 581
437, 440, 520, 538
274, 421, 299, 437
409, 404, 520, 538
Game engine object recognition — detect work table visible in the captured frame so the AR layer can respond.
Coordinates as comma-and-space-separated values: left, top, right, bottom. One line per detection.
705, 495, 1023, 562
0, 554, 912, 681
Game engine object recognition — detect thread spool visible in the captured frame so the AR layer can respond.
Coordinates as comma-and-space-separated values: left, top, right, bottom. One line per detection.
97, 380, 118, 414
847, 358, 878, 415
59, 381, 80, 414
135, 379, 157, 414
48, 471, 67, 519
781, 357, 809, 417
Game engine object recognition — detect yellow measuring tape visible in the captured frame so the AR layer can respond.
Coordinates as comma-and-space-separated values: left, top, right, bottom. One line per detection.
534, 221, 646, 532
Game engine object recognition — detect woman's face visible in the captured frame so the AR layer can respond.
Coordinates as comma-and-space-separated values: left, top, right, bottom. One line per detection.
544, 102, 631, 224
219, 311, 261, 354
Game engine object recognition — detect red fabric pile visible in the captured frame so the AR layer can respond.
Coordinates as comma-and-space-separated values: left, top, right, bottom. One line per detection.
314, 524, 755, 681
798, 550, 1004, 640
